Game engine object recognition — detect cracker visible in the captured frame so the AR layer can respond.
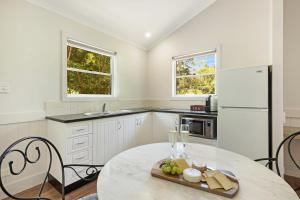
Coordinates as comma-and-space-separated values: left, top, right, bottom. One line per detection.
213, 172, 234, 191
204, 170, 220, 177
206, 177, 223, 190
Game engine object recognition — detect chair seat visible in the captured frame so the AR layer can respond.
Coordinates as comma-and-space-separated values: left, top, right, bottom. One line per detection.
78, 193, 98, 200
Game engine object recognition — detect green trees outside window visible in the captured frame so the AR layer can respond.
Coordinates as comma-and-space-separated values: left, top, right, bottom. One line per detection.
67, 45, 113, 95
175, 53, 216, 95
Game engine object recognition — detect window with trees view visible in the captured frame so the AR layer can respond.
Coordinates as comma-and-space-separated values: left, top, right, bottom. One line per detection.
173, 51, 216, 97
64, 39, 116, 99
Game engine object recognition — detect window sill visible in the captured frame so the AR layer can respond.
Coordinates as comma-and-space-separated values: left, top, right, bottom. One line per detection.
62, 94, 118, 101
170, 95, 211, 101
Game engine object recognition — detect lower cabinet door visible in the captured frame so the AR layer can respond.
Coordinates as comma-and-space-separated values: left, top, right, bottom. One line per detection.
152, 113, 179, 143
92, 112, 177, 166
104, 120, 118, 162
93, 119, 118, 164
116, 119, 125, 153
123, 116, 136, 149
135, 113, 153, 146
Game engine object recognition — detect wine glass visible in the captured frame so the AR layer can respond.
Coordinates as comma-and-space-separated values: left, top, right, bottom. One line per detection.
168, 125, 179, 159
178, 124, 189, 158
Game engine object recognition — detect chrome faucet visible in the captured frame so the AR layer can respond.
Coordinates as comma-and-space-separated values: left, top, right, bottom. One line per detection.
102, 103, 106, 113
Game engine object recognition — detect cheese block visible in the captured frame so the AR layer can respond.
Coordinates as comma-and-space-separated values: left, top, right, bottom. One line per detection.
175, 159, 190, 170
183, 168, 201, 183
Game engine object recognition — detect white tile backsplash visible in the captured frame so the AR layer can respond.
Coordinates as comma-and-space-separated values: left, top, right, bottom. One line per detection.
45, 100, 149, 116
45, 99, 206, 116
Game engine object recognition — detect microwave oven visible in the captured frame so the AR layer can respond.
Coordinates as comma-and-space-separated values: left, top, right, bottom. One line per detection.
180, 115, 217, 139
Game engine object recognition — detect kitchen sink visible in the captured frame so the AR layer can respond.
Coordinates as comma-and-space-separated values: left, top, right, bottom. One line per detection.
83, 109, 132, 116
119, 109, 131, 113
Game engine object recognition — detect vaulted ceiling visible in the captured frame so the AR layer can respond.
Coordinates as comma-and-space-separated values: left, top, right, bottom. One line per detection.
26, 0, 216, 50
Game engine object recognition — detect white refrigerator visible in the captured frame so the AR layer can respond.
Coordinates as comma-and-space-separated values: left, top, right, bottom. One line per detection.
217, 65, 272, 161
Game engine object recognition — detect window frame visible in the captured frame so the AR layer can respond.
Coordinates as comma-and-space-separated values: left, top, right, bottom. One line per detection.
171, 49, 218, 99
62, 36, 117, 101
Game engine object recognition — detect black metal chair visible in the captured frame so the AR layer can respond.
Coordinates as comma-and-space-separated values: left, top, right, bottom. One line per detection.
255, 131, 300, 191
0, 136, 104, 200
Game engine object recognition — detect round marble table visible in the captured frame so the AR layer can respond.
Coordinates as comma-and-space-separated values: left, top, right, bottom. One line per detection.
97, 143, 298, 200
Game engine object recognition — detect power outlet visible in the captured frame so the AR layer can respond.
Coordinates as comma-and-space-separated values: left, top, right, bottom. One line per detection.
0, 82, 10, 94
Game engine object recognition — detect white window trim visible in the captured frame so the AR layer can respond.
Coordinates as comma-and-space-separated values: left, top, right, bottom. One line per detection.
61, 34, 117, 101
171, 48, 220, 100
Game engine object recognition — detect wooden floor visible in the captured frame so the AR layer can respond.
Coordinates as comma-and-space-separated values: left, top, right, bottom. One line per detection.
3, 181, 97, 200
2, 176, 300, 199
285, 175, 300, 197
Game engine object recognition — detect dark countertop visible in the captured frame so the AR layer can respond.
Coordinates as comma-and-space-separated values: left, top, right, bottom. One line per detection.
152, 108, 218, 116
46, 107, 218, 123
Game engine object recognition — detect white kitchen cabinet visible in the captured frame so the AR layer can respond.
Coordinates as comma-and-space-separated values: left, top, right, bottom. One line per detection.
94, 118, 119, 163
135, 113, 153, 146
123, 115, 137, 149
47, 120, 94, 186
47, 112, 174, 186
105, 120, 117, 161
116, 119, 125, 152
93, 113, 153, 164
152, 113, 179, 143
187, 135, 217, 146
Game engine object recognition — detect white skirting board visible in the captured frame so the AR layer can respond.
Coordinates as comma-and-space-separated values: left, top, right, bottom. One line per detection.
0, 172, 46, 199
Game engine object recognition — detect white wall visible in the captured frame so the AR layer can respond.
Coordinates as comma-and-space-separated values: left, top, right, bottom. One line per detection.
0, 0, 148, 124
272, 0, 284, 175
0, 0, 148, 197
147, 0, 272, 100
283, 0, 300, 127
282, 0, 300, 177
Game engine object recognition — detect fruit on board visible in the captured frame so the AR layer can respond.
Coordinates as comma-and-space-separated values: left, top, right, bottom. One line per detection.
161, 159, 184, 176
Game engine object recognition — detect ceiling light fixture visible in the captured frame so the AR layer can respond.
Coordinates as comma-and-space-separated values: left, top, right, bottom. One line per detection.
145, 32, 151, 38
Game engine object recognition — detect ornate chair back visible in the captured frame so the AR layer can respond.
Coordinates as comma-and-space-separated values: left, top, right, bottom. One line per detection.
0, 137, 65, 200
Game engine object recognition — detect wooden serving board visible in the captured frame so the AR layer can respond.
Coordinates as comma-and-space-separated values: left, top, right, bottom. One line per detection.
151, 160, 239, 198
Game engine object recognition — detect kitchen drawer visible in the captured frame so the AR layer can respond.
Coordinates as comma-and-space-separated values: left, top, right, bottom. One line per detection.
64, 147, 93, 185
66, 134, 92, 153
65, 155, 93, 185
69, 122, 92, 136
71, 149, 91, 164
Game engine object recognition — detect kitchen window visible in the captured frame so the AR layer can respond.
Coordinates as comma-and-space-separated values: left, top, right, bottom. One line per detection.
172, 50, 217, 98
63, 38, 116, 100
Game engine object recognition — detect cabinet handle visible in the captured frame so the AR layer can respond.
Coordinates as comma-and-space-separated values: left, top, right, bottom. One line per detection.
75, 142, 85, 145
76, 128, 85, 132
117, 122, 122, 130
